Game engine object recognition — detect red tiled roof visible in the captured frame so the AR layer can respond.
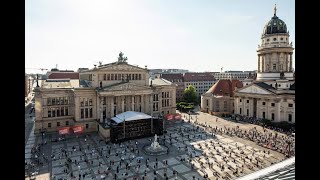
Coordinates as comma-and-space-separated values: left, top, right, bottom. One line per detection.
48, 72, 79, 79
206, 79, 243, 97
183, 72, 215, 82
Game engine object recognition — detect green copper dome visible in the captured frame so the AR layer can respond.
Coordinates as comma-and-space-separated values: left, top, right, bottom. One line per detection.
262, 4, 288, 36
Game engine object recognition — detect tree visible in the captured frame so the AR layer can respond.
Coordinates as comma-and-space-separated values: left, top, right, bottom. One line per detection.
183, 85, 198, 105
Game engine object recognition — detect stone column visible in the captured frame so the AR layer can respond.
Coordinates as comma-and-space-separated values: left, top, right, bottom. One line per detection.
141, 95, 144, 112
149, 94, 153, 115
100, 96, 103, 123
289, 53, 293, 72
258, 55, 260, 73
111, 96, 114, 117
276, 100, 281, 122
121, 96, 125, 113
277, 53, 280, 71
262, 55, 265, 72
131, 96, 134, 111
285, 53, 288, 71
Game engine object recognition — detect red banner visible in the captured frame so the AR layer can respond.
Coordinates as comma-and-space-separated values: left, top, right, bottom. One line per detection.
58, 127, 70, 135
166, 114, 174, 120
72, 126, 84, 133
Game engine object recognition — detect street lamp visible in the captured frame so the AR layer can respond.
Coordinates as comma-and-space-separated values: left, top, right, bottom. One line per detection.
40, 120, 45, 144
160, 112, 164, 134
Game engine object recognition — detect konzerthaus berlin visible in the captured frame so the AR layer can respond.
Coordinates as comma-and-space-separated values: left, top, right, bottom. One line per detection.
34, 53, 176, 141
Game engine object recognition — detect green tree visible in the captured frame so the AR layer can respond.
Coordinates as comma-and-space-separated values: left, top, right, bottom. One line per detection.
183, 85, 198, 105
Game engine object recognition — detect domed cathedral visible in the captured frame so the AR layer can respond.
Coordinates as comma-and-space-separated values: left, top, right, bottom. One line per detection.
257, 4, 294, 81
233, 4, 295, 123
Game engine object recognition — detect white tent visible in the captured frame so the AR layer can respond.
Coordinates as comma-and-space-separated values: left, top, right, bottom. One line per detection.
111, 111, 152, 124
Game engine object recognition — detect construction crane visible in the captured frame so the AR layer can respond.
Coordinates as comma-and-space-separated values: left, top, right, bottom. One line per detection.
26, 68, 48, 72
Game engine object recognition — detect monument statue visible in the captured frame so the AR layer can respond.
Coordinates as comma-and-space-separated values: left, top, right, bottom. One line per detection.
118, 51, 128, 63
154, 134, 158, 143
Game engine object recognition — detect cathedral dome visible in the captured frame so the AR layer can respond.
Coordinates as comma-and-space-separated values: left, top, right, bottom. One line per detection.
262, 5, 288, 36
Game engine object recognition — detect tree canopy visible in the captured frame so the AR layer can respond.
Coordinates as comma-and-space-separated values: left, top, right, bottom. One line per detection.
183, 85, 198, 105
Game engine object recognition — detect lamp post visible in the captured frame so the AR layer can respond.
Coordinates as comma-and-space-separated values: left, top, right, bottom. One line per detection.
160, 112, 164, 134
40, 120, 45, 144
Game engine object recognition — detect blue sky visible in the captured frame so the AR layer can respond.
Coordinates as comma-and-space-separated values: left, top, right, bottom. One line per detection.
26, 0, 295, 74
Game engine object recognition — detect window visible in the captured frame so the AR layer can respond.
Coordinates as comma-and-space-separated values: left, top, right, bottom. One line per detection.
267, 39, 270, 42
66, 121, 69, 126
247, 109, 249, 116
115, 74, 118, 80
85, 108, 88, 118
288, 103, 293, 107
280, 37, 283, 40
52, 109, 56, 117
65, 97, 68, 105
85, 98, 88, 106
80, 98, 84, 107
288, 114, 292, 122
271, 103, 275, 107
86, 124, 89, 129
240, 108, 242, 114
48, 123, 51, 128
60, 97, 64, 105
65, 108, 68, 116
107, 74, 110, 80
273, 38, 277, 41
247, 100, 249, 103
139, 74, 141, 80
111, 74, 114, 80
81, 109, 84, 119
57, 109, 60, 117
89, 99, 92, 106
103, 74, 106, 80
262, 102, 266, 105
273, 64, 276, 70
52, 98, 56, 105
57, 122, 60, 127
263, 112, 266, 119
47, 98, 51, 106
48, 109, 51, 117
90, 108, 93, 118
206, 99, 209, 106
61, 107, 64, 116
271, 113, 275, 120
240, 99, 242, 102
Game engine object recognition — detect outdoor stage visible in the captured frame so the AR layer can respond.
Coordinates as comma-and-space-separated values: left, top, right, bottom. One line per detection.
109, 111, 164, 143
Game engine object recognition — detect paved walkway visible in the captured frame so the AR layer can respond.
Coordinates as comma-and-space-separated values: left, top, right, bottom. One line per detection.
25, 119, 287, 180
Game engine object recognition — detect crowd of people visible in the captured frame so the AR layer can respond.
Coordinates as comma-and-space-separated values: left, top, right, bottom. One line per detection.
192, 120, 295, 157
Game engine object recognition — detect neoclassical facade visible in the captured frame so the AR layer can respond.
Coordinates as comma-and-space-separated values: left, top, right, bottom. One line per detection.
34, 54, 176, 138
234, 5, 295, 123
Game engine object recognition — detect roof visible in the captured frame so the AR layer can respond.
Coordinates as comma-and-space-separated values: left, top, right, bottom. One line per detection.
238, 157, 295, 180
111, 111, 152, 124
254, 82, 276, 90
150, 78, 173, 86
262, 6, 288, 36
41, 79, 79, 88
48, 72, 79, 79
161, 73, 183, 82
205, 79, 243, 97
183, 72, 215, 82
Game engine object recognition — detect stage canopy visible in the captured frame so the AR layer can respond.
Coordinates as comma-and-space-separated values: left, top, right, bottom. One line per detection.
111, 111, 152, 124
